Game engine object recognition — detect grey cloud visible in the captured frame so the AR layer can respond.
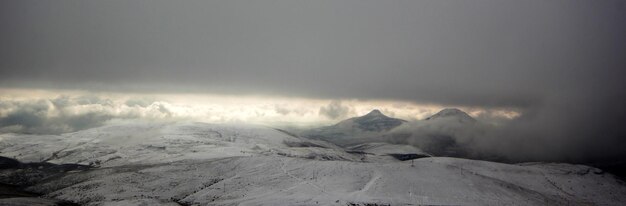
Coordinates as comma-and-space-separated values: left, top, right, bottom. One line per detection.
1, 0, 622, 108
386, 117, 484, 157
274, 105, 291, 115
156, 103, 173, 118
319, 100, 352, 120
125, 98, 155, 107
388, 97, 626, 163
0, 99, 111, 134
0, 96, 172, 134
471, 110, 518, 125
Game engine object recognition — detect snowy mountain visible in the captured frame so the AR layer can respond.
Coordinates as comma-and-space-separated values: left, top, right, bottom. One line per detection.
303, 110, 407, 146
346, 109, 408, 132
303, 108, 479, 157
1, 121, 625, 205
424, 108, 476, 123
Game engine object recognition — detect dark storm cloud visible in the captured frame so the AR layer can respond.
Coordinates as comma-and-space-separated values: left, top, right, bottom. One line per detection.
0, 0, 625, 163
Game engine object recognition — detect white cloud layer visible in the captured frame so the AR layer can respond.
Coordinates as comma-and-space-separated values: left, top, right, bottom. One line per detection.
0, 88, 518, 134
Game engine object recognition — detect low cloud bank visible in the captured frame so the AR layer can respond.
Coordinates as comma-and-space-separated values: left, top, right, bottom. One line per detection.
386, 94, 626, 163
0, 96, 174, 134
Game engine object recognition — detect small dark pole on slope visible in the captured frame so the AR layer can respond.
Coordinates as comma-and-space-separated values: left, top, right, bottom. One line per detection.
411, 159, 415, 167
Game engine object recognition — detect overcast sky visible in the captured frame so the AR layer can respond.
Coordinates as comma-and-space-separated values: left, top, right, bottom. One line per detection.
2, 0, 623, 106
1, 0, 625, 162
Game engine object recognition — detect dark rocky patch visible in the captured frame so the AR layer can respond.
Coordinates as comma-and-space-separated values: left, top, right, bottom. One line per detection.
0, 156, 91, 187
283, 141, 327, 148
388, 153, 430, 161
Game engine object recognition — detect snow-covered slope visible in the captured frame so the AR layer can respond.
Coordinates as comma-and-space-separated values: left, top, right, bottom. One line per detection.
1, 121, 625, 205
13, 156, 626, 206
0, 122, 358, 166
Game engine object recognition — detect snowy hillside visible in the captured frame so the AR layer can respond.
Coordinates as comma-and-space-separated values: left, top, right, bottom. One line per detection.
0, 121, 625, 205
0, 122, 358, 167
5, 155, 626, 205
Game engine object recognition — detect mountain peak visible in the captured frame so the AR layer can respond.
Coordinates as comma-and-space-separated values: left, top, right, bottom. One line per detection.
425, 108, 476, 122
436, 108, 465, 116
364, 109, 384, 117
349, 109, 407, 131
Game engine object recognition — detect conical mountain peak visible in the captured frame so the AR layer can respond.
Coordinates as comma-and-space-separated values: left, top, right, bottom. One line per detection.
425, 108, 476, 122
363, 109, 385, 117
348, 109, 407, 131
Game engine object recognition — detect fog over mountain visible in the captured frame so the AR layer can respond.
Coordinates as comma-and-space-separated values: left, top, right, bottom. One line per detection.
1, 0, 625, 164
303, 108, 536, 162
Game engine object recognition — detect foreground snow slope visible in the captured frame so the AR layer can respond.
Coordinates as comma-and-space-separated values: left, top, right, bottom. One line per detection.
0, 122, 625, 205
20, 156, 626, 206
